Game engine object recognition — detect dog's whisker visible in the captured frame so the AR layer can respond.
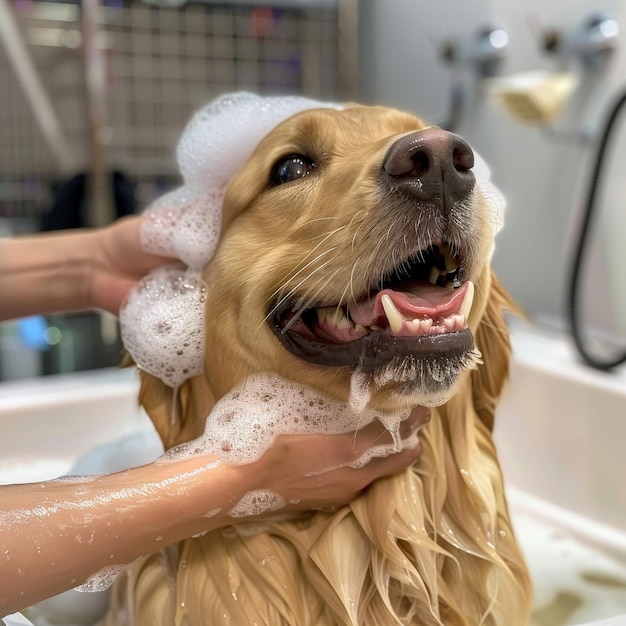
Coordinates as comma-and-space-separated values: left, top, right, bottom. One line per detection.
304, 225, 348, 249
266, 246, 340, 307
267, 226, 348, 303
296, 216, 345, 230
277, 255, 339, 307
350, 219, 368, 253
279, 300, 311, 334
347, 256, 363, 305
261, 257, 337, 329
296, 225, 348, 256
298, 265, 345, 315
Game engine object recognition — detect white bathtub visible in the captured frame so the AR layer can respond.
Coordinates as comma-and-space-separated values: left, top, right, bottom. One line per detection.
0, 323, 625, 626
494, 320, 626, 626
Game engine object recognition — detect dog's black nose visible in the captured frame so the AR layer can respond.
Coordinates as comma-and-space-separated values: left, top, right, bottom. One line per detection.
383, 128, 475, 213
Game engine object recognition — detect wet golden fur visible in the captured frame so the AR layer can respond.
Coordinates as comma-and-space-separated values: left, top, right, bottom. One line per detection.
106, 105, 532, 625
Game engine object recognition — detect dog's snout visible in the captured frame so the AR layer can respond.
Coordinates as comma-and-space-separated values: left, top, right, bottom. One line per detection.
383, 128, 475, 212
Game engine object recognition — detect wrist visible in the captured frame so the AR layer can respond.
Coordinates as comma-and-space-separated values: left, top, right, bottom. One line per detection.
141, 455, 253, 536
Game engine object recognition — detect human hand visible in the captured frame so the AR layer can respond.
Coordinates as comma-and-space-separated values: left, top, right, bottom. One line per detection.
88, 216, 177, 316
237, 406, 430, 516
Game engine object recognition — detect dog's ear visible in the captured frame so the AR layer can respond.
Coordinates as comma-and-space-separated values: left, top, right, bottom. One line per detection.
137, 372, 215, 450
470, 271, 518, 432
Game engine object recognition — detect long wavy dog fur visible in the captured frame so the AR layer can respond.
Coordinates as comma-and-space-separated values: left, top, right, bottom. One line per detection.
106, 98, 532, 625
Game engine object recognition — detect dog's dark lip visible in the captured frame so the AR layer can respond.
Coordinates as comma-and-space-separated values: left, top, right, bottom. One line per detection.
269, 316, 474, 372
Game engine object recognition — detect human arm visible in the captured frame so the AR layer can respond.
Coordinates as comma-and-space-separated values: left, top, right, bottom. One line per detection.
0, 216, 175, 322
0, 406, 428, 616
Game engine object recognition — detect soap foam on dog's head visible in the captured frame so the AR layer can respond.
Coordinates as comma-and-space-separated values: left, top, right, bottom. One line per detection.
121, 93, 343, 387
140, 92, 344, 271
120, 267, 207, 388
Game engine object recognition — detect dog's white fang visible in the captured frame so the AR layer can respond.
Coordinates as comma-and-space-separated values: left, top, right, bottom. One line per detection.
381, 294, 404, 334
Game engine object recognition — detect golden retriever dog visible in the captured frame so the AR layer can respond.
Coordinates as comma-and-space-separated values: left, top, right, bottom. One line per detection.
111, 93, 532, 625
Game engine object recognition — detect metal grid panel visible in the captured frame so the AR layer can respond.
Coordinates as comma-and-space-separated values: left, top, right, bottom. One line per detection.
0, 2, 342, 219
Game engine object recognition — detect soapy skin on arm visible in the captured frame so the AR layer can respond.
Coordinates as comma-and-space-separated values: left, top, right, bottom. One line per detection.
0, 408, 427, 616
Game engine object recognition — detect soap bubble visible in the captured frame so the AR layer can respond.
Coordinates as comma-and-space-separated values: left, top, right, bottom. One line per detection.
120, 266, 207, 388
158, 373, 412, 467
75, 564, 125, 593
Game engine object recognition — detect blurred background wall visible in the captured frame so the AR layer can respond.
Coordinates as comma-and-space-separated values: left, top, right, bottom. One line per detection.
359, 0, 626, 357
1, 0, 625, 379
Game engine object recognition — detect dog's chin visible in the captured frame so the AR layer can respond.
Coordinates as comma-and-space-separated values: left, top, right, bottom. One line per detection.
364, 349, 481, 408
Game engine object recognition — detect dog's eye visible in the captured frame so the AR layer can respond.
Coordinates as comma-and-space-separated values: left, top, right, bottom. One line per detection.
270, 154, 316, 186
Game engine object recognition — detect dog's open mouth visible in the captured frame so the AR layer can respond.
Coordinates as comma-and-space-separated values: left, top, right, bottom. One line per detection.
270, 243, 477, 373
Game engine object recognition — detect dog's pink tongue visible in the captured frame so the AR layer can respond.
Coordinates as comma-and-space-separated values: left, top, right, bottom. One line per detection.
349, 282, 469, 327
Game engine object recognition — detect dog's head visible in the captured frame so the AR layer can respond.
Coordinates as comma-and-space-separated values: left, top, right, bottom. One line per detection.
123, 95, 510, 447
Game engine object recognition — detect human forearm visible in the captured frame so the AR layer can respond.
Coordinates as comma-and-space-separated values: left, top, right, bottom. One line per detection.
0, 455, 243, 615
0, 408, 427, 616
0, 216, 176, 321
0, 230, 96, 321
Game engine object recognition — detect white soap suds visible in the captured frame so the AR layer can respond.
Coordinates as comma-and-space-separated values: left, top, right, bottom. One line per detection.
228, 490, 286, 518
120, 266, 207, 387
139, 189, 190, 259
75, 564, 125, 593
348, 370, 372, 414
473, 150, 507, 257
376, 412, 403, 451
158, 373, 412, 467
350, 430, 420, 468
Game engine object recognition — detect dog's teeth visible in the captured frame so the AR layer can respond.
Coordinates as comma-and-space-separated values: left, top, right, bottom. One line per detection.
443, 314, 464, 332
332, 308, 352, 329
429, 267, 440, 285
459, 281, 475, 321
443, 247, 458, 273
354, 323, 367, 332
381, 294, 404, 334
420, 318, 434, 334
316, 307, 331, 327
409, 318, 434, 336
317, 307, 352, 329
